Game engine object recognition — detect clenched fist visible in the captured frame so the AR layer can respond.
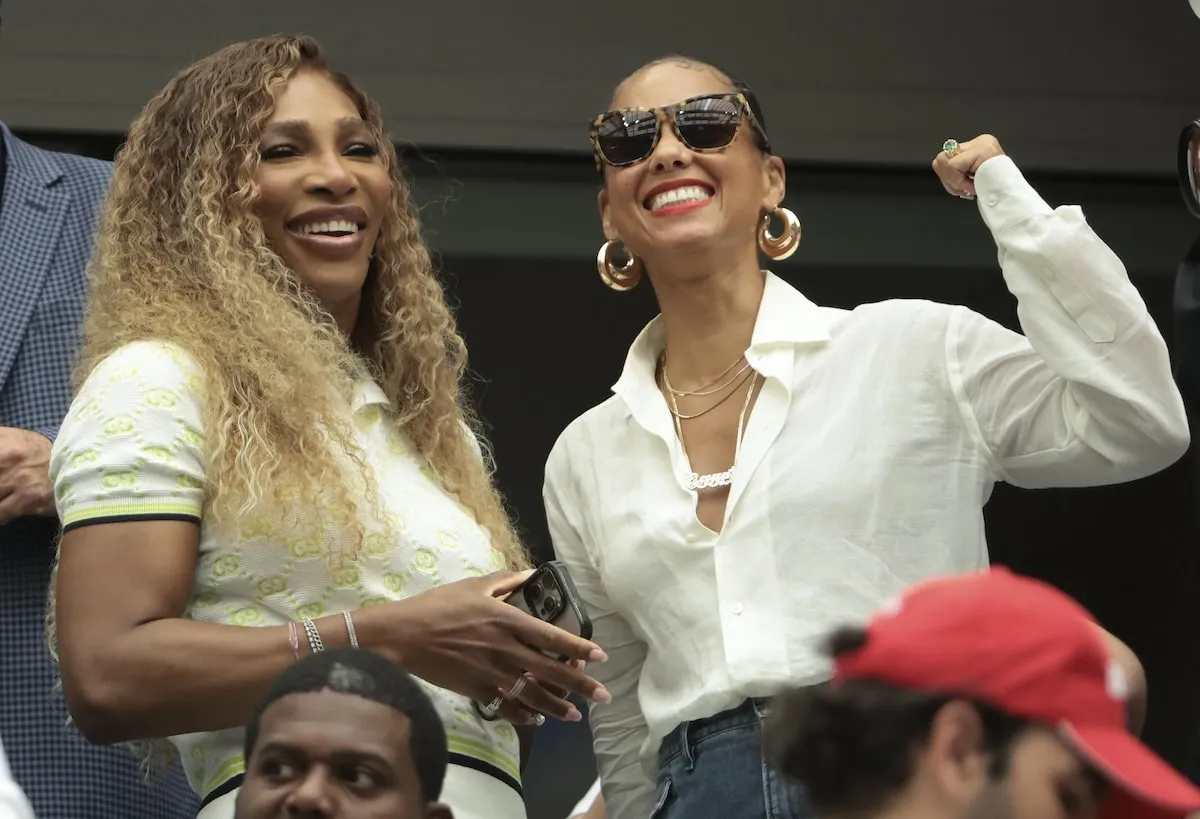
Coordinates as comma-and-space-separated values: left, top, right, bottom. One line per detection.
932, 134, 1006, 200
0, 427, 55, 525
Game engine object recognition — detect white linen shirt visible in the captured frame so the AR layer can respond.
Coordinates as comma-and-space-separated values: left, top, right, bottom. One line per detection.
543, 156, 1190, 819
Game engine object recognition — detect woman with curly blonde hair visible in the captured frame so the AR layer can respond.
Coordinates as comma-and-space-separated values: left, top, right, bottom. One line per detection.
47, 34, 609, 819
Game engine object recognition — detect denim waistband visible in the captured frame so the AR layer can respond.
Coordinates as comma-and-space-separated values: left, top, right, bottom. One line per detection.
658, 698, 772, 769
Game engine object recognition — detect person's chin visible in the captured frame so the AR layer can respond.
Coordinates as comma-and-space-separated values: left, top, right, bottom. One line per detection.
291, 258, 370, 301
646, 224, 722, 255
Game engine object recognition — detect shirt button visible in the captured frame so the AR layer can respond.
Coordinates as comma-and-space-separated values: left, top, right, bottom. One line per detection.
731, 602, 744, 616
986, 194, 999, 207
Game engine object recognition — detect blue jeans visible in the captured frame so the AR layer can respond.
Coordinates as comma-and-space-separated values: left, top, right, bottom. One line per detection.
652, 698, 815, 819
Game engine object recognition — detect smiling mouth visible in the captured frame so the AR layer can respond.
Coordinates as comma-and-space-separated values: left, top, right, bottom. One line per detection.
287, 219, 363, 237
644, 185, 715, 212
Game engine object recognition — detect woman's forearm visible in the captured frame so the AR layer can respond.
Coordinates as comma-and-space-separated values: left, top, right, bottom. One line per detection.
64, 611, 391, 744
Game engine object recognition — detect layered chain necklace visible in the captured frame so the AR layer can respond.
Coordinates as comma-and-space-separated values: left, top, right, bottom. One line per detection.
659, 351, 761, 491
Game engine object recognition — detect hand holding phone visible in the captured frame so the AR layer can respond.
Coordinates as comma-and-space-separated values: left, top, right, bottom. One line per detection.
505, 561, 593, 661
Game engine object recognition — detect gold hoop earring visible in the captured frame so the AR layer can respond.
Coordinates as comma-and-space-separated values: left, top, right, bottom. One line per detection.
597, 240, 643, 291
758, 206, 802, 261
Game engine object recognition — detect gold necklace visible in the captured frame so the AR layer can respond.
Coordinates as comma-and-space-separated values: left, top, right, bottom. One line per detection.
663, 368, 760, 491
663, 354, 752, 397
663, 366, 754, 420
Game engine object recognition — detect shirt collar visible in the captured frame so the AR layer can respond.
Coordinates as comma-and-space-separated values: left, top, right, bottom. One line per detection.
612, 270, 832, 404
351, 380, 390, 414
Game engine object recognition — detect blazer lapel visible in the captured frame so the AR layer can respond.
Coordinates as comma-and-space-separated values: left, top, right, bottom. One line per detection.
0, 126, 70, 391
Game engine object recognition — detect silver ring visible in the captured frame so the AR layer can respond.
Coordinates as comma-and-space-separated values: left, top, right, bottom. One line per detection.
504, 676, 528, 701
473, 694, 503, 722
534, 714, 546, 726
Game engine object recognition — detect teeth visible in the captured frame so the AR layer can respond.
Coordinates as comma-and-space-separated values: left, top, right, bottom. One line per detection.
296, 219, 360, 236
648, 185, 712, 212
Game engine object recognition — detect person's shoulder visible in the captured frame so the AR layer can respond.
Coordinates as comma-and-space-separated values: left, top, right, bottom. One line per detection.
4, 132, 112, 203
834, 297, 961, 338
82, 341, 206, 398
53, 148, 113, 182
546, 396, 625, 473
25, 142, 114, 197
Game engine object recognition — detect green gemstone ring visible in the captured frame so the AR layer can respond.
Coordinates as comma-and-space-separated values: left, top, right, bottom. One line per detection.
942, 139, 961, 157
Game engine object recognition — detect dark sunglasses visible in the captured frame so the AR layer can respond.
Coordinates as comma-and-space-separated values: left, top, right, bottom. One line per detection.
589, 92, 771, 170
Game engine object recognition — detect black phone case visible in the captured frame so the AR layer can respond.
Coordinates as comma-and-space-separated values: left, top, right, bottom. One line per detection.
507, 561, 594, 657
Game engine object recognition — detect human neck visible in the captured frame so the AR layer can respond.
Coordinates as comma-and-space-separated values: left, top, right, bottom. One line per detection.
320, 291, 361, 340
650, 252, 764, 390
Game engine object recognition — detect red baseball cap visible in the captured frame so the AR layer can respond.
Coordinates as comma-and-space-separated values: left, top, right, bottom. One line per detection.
832, 567, 1200, 819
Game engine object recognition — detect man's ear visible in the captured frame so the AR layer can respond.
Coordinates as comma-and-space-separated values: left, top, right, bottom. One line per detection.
923, 700, 994, 803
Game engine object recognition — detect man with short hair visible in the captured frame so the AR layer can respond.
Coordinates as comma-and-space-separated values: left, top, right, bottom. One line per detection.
234, 647, 453, 819
764, 567, 1200, 819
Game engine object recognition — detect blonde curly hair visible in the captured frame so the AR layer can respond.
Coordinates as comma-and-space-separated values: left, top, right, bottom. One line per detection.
79, 33, 526, 564
47, 34, 530, 763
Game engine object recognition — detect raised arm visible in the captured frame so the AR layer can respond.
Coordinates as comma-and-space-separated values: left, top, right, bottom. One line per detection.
545, 439, 656, 819
937, 147, 1188, 487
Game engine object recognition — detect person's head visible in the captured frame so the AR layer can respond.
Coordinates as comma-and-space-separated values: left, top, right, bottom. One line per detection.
73, 34, 527, 566
764, 568, 1200, 819
591, 56, 793, 288
236, 647, 452, 819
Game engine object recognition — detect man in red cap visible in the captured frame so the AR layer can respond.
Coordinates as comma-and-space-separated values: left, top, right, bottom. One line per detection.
764, 567, 1200, 819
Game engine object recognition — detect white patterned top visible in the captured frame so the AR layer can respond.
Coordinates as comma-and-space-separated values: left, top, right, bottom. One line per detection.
50, 341, 521, 801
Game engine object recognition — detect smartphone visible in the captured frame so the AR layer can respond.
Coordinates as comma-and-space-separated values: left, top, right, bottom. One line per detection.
506, 561, 593, 659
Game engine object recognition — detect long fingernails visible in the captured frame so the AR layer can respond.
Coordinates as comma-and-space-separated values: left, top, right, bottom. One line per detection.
592, 687, 612, 705
588, 648, 608, 663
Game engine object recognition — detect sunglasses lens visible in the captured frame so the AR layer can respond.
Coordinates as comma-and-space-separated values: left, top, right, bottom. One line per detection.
596, 110, 658, 165
676, 97, 742, 150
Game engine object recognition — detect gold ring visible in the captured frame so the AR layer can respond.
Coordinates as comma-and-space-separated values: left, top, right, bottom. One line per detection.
942, 139, 961, 158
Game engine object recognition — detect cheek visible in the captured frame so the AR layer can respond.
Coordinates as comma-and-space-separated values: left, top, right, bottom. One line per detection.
252, 172, 292, 223
1005, 768, 1069, 818
236, 783, 280, 816
364, 170, 393, 214
605, 174, 646, 227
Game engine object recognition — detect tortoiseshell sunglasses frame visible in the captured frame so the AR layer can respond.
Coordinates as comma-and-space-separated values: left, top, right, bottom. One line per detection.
589, 92, 771, 171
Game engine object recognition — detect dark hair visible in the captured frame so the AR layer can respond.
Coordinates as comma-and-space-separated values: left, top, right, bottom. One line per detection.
612, 55, 772, 152
763, 627, 1029, 815
244, 647, 449, 802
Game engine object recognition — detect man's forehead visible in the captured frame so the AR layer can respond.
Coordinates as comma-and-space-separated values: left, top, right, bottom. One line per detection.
260, 689, 413, 753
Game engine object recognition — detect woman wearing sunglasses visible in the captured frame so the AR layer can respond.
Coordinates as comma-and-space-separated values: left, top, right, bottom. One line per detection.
543, 56, 1182, 819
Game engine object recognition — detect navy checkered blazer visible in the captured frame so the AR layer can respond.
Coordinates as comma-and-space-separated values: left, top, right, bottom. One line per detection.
0, 124, 199, 818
